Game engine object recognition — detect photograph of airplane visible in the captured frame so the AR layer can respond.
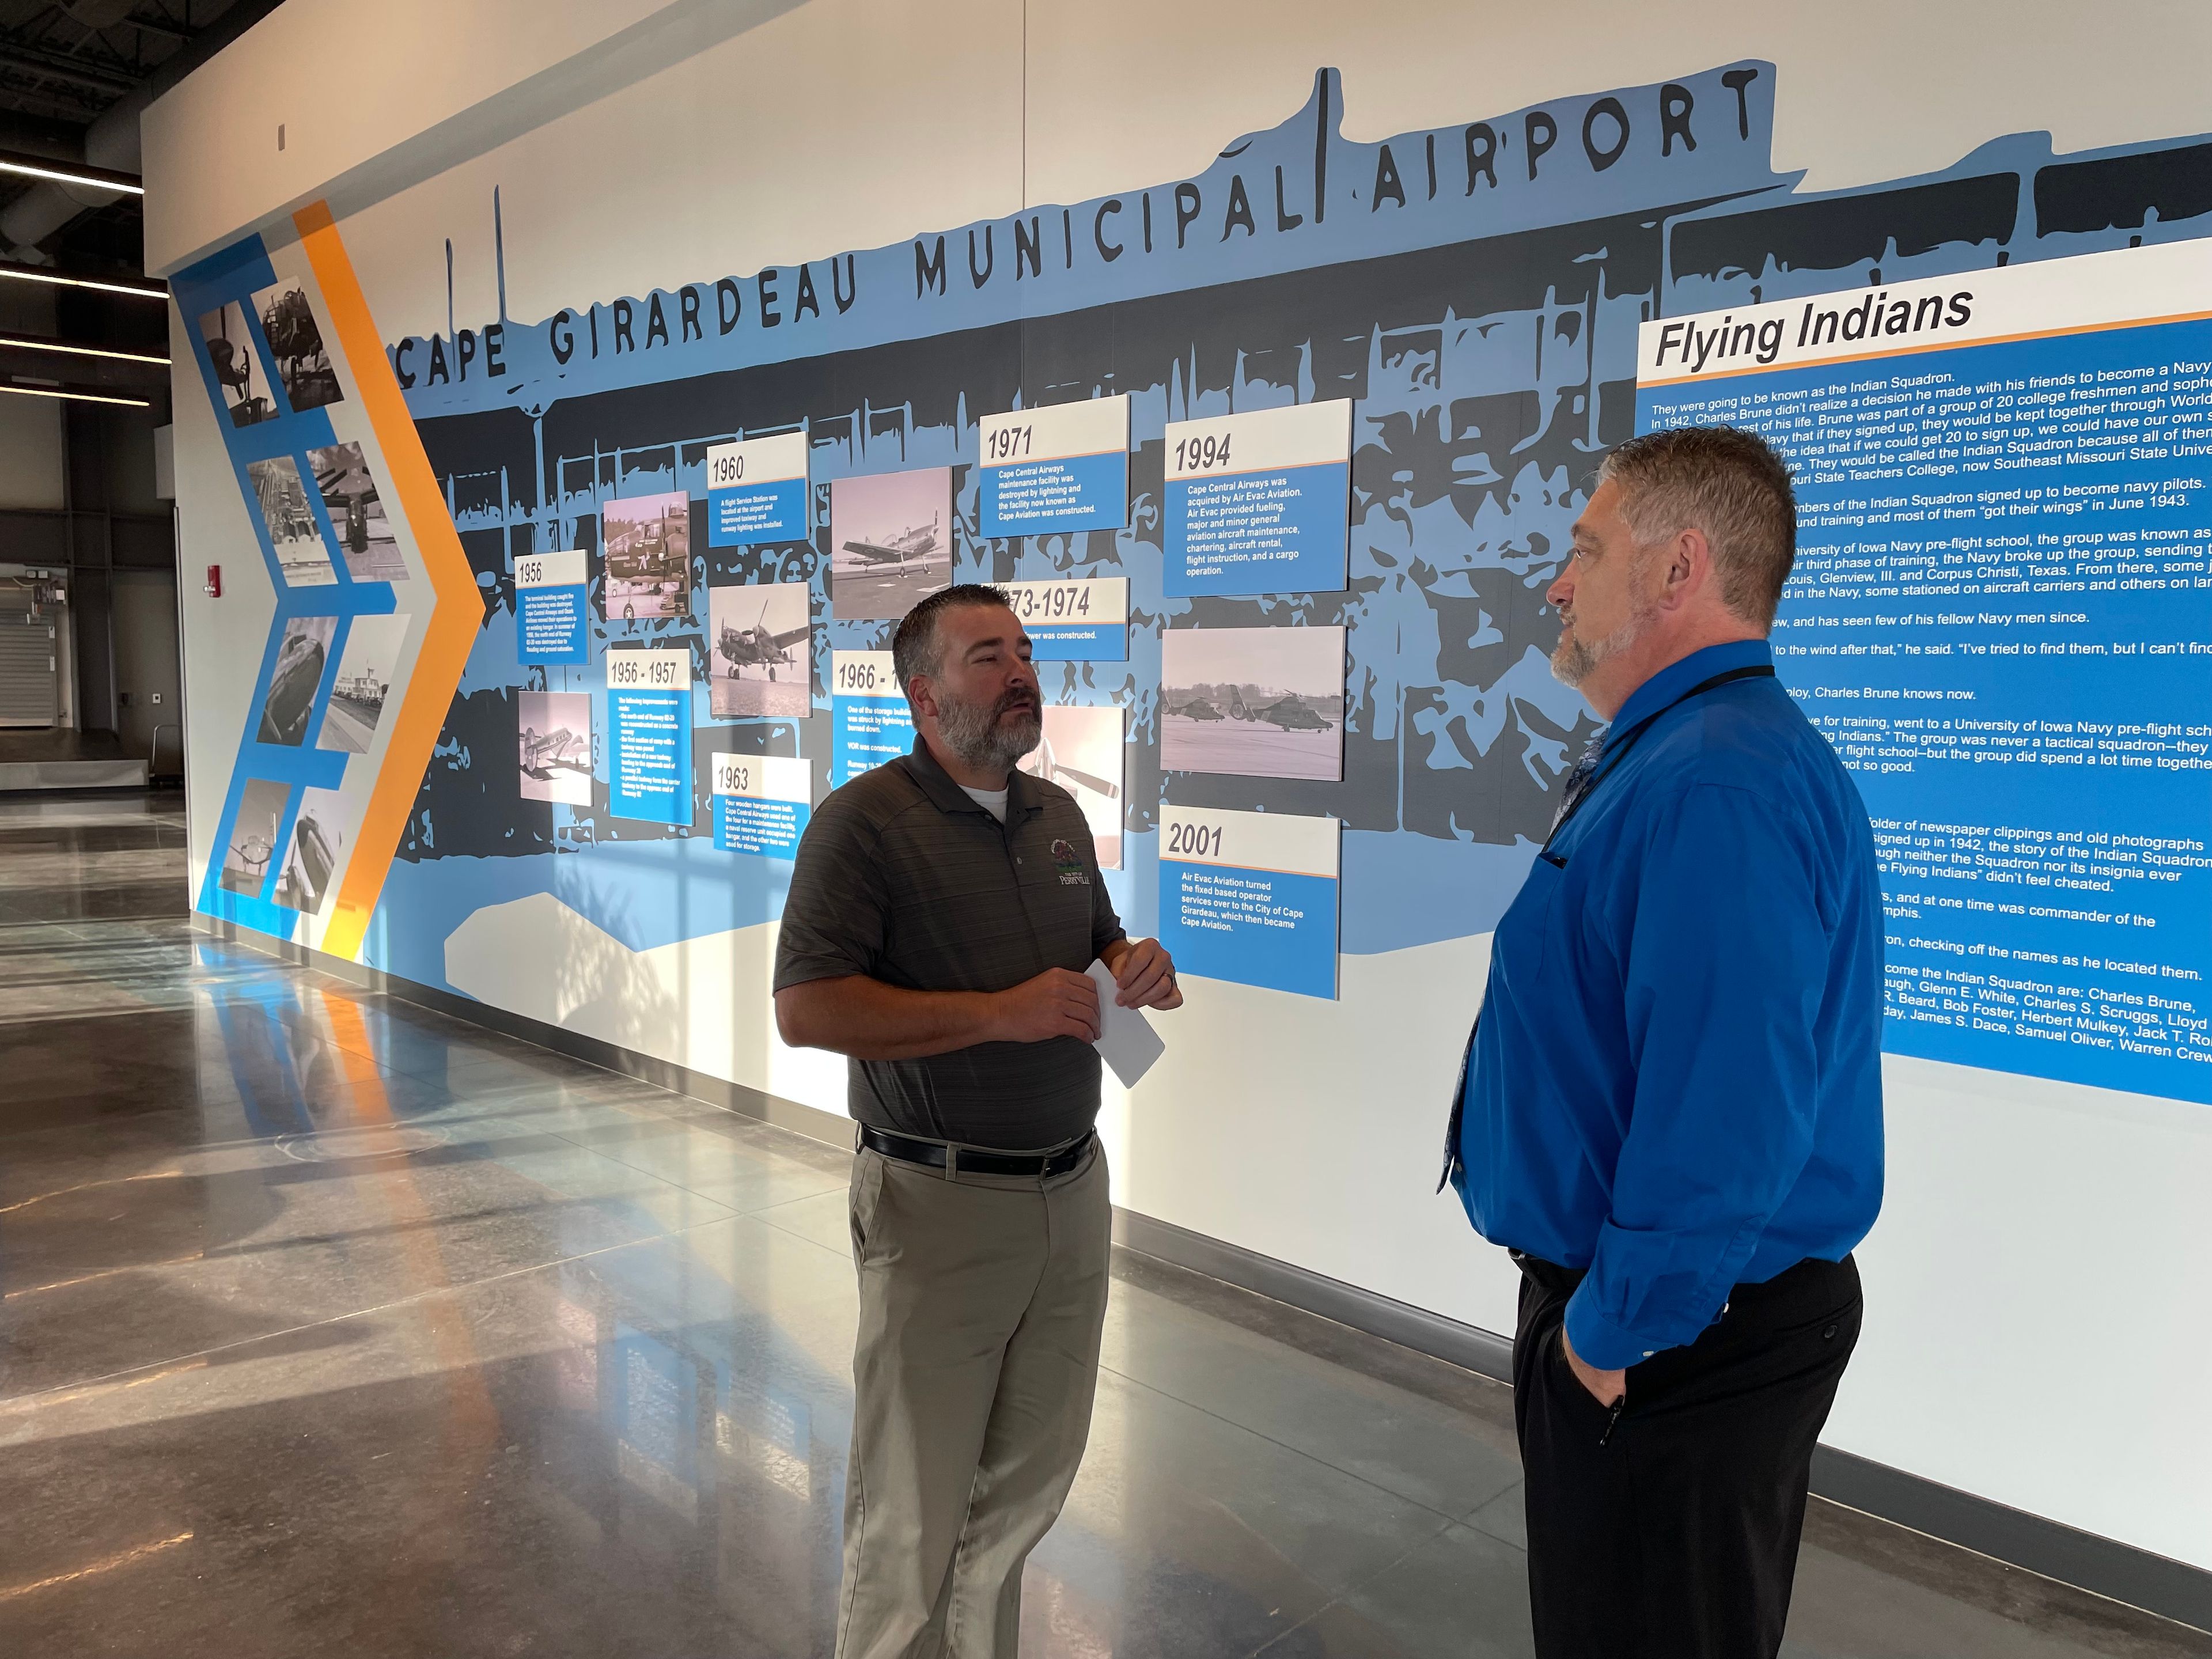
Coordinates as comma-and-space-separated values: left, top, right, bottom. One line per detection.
318, 613, 410, 754
1162, 625, 1346, 781
305, 441, 408, 584
708, 582, 810, 719
1018, 704, 1126, 869
603, 490, 692, 620
220, 779, 289, 896
273, 787, 347, 914
830, 466, 953, 620
256, 615, 337, 747
517, 691, 594, 804
251, 278, 342, 412
197, 301, 271, 427
245, 455, 337, 587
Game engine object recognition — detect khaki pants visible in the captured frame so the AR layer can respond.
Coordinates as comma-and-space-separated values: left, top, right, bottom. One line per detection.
836, 1141, 1112, 1659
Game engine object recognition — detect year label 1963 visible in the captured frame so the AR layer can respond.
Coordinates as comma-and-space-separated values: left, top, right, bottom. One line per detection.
711, 751, 812, 804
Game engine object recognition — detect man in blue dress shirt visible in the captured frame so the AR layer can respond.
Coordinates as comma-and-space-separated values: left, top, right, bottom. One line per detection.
1445, 426, 1884, 1658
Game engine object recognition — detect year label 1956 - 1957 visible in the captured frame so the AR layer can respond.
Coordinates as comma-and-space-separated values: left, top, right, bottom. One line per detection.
608, 649, 690, 691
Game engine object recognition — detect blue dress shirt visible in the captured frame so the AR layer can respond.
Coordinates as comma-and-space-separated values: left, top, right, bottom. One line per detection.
1452, 639, 1885, 1371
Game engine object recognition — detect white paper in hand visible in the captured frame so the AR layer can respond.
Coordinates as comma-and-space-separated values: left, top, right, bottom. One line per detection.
1088, 959, 1166, 1088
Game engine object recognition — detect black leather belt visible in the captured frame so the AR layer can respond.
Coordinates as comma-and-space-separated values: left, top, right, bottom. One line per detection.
859, 1124, 1094, 1179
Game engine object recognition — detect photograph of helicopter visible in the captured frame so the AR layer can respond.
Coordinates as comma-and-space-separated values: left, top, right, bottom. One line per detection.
220, 779, 290, 895
318, 613, 409, 754
603, 490, 692, 620
245, 455, 337, 587
196, 300, 271, 427
1017, 704, 1126, 869
273, 787, 347, 914
1161, 624, 1346, 781
830, 465, 953, 620
250, 278, 343, 412
707, 582, 810, 719
517, 691, 594, 804
256, 615, 337, 747
305, 441, 408, 584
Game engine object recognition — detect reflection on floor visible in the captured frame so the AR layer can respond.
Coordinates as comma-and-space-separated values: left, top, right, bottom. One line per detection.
2, 791, 2206, 1658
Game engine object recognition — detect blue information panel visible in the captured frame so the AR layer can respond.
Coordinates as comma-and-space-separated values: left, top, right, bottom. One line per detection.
711, 752, 812, 856
977, 396, 1129, 539
1638, 240, 2212, 1104
831, 650, 914, 786
1157, 805, 1339, 999
706, 431, 810, 547
1165, 399, 1352, 596
516, 548, 589, 665
607, 648, 692, 824
1002, 577, 1128, 661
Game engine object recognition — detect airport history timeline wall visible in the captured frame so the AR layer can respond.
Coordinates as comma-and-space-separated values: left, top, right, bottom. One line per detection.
177, 56, 2212, 1111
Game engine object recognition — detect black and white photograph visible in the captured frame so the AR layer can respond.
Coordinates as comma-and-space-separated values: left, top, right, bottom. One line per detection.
1020, 703, 1126, 869
707, 582, 810, 719
830, 466, 953, 620
219, 778, 290, 896
1161, 625, 1346, 782
518, 690, 594, 805
306, 441, 408, 584
272, 787, 347, 914
198, 300, 272, 427
251, 277, 343, 412
318, 613, 409, 754
245, 455, 338, 587
602, 490, 691, 620
257, 615, 338, 748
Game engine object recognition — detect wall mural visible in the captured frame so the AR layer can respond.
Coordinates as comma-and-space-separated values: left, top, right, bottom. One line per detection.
179, 60, 2212, 1043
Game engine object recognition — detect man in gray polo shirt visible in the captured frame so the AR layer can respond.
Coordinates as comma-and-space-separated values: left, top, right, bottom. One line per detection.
775, 584, 1181, 1659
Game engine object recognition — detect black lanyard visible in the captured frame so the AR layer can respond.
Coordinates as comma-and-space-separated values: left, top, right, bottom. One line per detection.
1538, 664, 1775, 863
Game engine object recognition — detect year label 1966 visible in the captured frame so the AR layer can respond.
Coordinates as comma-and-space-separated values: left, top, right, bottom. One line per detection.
831, 650, 898, 697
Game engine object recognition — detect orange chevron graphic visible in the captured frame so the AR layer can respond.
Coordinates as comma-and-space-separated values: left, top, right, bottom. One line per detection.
295, 200, 480, 961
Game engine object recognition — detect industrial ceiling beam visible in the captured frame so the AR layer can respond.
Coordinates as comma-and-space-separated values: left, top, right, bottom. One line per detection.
0, 42, 141, 98
123, 12, 196, 44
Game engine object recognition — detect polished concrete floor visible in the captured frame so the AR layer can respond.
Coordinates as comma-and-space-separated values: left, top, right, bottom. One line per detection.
3, 791, 2207, 1658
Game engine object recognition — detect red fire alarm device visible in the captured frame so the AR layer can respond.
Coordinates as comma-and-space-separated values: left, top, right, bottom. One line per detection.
204, 564, 221, 599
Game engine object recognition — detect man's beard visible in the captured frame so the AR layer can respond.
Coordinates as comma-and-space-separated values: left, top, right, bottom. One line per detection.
938, 685, 1042, 771
1551, 585, 1660, 688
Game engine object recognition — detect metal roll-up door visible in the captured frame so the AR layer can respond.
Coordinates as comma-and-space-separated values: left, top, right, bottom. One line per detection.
0, 591, 59, 727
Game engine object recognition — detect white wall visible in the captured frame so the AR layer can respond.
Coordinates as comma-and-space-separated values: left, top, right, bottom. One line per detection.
153, 0, 2212, 1575
0, 283, 63, 510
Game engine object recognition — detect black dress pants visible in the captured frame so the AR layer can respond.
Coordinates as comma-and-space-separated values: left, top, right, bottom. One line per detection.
1512, 1252, 1862, 1659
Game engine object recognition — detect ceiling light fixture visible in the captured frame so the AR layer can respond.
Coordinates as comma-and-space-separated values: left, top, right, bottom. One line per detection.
0, 332, 168, 366
0, 383, 151, 408
0, 156, 145, 196
0, 263, 166, 301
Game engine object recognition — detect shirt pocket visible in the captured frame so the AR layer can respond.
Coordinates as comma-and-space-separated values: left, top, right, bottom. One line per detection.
1497, 853, 1570, 988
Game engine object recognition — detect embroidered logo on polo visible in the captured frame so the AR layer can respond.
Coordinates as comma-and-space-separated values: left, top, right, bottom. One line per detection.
1051, 838, 1089, 886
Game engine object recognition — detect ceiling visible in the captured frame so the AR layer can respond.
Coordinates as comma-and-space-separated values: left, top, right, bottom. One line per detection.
0, 1, 282, 275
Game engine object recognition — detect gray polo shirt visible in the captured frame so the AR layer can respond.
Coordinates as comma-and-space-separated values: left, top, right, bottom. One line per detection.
773, 737, 1126, 1150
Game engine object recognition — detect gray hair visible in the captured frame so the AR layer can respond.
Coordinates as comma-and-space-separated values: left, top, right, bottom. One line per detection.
1597, 426, 1797, 628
